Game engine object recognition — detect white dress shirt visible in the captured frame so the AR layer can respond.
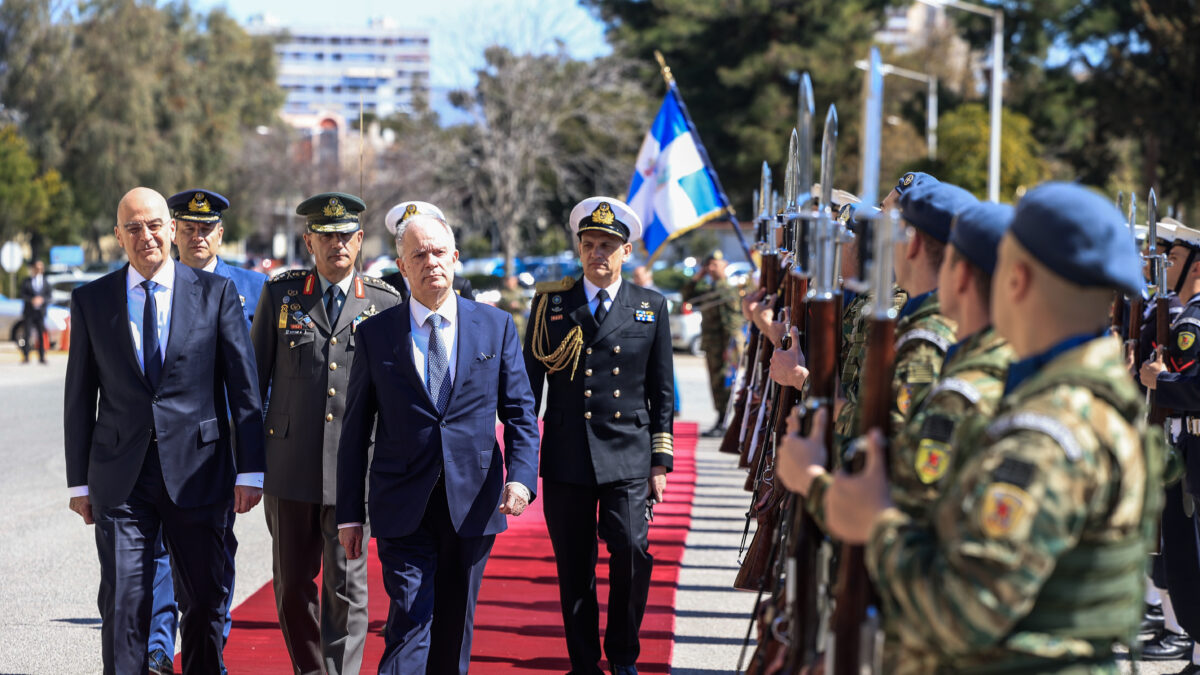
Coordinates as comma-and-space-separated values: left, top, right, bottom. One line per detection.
201, 257, 219, 273
68, 259, 261, 497
582, 276, 622, 318
409, 293, 459, 388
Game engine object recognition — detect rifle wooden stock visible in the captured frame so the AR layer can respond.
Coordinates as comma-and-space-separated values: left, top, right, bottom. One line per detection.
1111, 292, 1127, 341
1150, 294, 1172, 424
782, 296, 839, 672
720, 328, 760, 455
737, 255, 782, 468
1128, 296, 1143, 351
830, 315, 895, 675
734, 483, 785, 591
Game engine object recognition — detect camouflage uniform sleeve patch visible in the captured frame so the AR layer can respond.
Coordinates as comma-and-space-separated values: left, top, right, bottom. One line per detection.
979, 482, 1035, 539
915, 414, 955, 485
896, 328, 952, 354
927, 377, 983, 405
986, 412, 1083, 461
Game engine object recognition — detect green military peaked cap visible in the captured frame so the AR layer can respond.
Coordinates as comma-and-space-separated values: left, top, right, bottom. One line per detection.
297, 192, 366, 233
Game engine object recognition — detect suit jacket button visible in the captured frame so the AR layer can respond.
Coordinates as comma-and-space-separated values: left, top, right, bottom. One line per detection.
613, 345, 621, 354
613, 390, 620, 398
268, 428, 275, 436
329, 362, 338, 371
441, 421, 447, 428
586, 347, 593, 355
584, 390, 592, 397
290, 340, 295, 348
612, 367, 619, 375
613, 411, 621, 419
584, 412, 592, 420
331, 336, 338, 345
328, 388, 336, 396
585, 368, 593, 376
325, 413, 333, 422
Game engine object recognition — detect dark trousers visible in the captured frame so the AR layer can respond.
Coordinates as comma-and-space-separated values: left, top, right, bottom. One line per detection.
375, 480, 495, 675
148, 504, 239, 659
93, 443, 229, 675
264, 495, 369, 675
543, 477, 653, 674
1162, 481, 1200, 637
22, 310, 45, 361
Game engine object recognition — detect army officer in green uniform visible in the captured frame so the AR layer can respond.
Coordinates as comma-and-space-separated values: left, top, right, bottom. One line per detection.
250, 193, 400, 675
681, 249, 744, 437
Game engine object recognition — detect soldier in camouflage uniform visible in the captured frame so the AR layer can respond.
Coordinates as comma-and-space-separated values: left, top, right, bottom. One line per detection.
810, 182, 1159, 673
682, 250, 744, 436
890, 201, 1015, 522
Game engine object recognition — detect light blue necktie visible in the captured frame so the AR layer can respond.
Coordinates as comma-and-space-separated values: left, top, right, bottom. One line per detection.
427, 313, 451, 413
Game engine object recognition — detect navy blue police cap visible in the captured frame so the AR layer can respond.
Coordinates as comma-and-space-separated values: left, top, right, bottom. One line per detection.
899, 182, 978, 243
894, 171, 938, 197
1009, 182, 1144, 297
949, 202, 1013, 276
167, 189, 229, 223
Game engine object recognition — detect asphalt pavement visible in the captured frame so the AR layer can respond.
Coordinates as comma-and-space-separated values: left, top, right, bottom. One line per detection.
0, 343, 1185, 674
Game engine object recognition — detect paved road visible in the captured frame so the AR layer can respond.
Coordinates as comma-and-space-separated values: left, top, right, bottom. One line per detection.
0, 344, 1185, 674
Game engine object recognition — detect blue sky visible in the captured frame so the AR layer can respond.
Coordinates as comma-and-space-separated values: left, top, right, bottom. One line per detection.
196, 0, 611, 88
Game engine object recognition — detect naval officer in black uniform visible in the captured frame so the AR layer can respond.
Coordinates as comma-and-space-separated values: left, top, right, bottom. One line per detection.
523, 197, 674, 675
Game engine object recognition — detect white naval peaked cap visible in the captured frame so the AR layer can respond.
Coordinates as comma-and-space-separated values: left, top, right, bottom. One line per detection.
385, 201, 447, 236
1170, 222, 1200, 249
569, 197, 643, 243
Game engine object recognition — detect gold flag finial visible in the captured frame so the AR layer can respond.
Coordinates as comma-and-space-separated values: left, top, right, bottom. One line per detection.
653, 50, 675, 87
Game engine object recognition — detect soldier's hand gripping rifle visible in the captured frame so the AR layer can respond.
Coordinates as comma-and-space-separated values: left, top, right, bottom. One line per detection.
1147, 190, 1173, 425
735, 76, 816, 592
778, 102, 841, 674
738, 165, 784, 471
828, 48, 890, 675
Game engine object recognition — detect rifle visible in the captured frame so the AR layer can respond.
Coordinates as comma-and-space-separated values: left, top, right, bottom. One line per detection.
1126, 194, 1144, 371
1111, 192, 1127, 340
739, 165, 782, 471
1147, 190, 1172, 424
780, 102, 841, 674
827, 47, 889, 675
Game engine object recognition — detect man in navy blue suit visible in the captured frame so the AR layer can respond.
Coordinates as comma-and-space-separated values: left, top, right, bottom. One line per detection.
64, 187, 266, 674
336, 202, 540, 675
139, 189, 269, 674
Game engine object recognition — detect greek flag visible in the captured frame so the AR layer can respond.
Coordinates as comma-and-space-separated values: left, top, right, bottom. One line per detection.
627, 85, 735, 260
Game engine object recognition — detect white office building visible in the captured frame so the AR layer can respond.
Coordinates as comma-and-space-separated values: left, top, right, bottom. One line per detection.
246, 15, 431, 121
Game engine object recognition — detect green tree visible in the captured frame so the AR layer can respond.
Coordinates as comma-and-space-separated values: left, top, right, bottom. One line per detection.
580, 0, 893, 214
0, 125, 73, 258
903, 103, 1046, 201
0, 0, 284, 249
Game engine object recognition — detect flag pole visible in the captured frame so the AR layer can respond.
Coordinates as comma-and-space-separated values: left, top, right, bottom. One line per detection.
653, 50, 756, 271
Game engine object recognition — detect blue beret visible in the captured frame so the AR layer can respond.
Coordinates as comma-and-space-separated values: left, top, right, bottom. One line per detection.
1009, 182, 1144, 297
894, 171, 938, 196
949, 202, 1013, 276
167, 189, 229, 223
899, 182, 978, 243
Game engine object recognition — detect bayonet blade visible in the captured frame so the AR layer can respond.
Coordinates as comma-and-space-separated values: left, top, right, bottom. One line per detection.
819, 105, 838, 212
784, 129, 800, 213
859, 47, 884, 207
798, 73, 815, 205
1148, 189, 1159, 255
758, 162, 772, 222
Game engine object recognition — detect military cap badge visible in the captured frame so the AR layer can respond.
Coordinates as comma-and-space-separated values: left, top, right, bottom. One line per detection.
592, 202, 615, 225
323, 197, 346, 218
902, 173, 914, 186
189, 193, 211, 213
405, 204, 418, 218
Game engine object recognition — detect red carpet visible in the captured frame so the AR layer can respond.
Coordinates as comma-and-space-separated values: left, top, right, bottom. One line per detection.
220, 422, 699, 673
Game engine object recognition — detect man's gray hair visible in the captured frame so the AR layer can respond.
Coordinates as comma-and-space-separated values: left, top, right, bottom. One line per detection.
394, 215, 456, 257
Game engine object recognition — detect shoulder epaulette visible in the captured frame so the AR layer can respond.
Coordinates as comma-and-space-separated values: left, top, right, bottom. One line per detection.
927, 377, 983, 405
270, 269, 309, 283
986, 411, 1082, 461
896, 328, 952, 354
535, 276, 575, 295
362, 275, 400, 295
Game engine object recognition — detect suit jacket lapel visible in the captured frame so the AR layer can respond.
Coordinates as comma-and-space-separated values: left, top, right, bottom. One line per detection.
110, 266, 152, 392
390, 303, 434, 407
445, 295, 477, 410
158, 263, 198, 387
566, 280, 597, 342
590, 282, 635, 345
300, 270, 332, 334
332, 274, 369, 335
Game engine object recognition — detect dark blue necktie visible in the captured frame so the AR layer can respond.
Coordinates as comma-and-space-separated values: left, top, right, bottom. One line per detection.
325, 285, 344, 326
427, 313, 451, 413
141, 280, 162, 389
594, 288, 609, 325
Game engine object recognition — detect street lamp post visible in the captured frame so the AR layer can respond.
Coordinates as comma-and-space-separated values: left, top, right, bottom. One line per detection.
916, 0, 1004, 202
855, 60, 938, 161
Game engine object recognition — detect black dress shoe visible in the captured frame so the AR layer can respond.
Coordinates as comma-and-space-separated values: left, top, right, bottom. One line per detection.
610, 666, 638, 675
701, 424, 726, 438
1142, 631, 1193, 661
148, 648, 174, 675
1172, 663, 1200, 675
1143, 605, 1166, 633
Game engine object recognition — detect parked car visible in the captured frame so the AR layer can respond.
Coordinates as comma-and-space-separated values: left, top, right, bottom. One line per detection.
665, 292, 703, 355
46, 271, 105, 306
0, 294, 69, 349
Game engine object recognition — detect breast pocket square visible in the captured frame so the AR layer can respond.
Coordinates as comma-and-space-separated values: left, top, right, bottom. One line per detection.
476, 353, 496, 361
